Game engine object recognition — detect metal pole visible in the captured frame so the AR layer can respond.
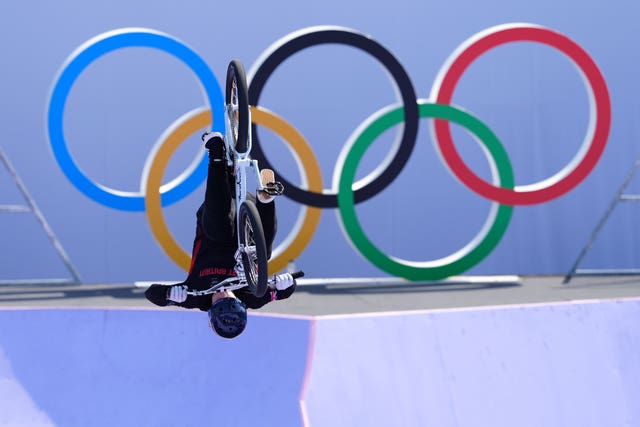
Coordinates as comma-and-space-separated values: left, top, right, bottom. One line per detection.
0, 147, 82, 285
563, 159, 640, 283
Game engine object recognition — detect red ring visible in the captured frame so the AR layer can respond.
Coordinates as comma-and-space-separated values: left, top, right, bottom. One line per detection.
432, 24, 611, 205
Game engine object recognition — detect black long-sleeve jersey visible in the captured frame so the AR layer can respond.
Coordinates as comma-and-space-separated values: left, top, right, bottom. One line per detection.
145, 195, 295, 311
144, 281, 295, 311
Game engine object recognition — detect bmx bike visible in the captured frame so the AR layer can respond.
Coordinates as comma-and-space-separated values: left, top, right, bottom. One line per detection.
215, 59, 285, 298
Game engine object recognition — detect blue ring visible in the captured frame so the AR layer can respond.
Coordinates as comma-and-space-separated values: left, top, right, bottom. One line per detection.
47, 29, 224, 211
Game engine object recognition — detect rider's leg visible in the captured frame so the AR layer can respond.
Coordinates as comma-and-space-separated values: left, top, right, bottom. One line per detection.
199, 132, 236, 243
255, 194, 277, 259
255, 169, 283, 259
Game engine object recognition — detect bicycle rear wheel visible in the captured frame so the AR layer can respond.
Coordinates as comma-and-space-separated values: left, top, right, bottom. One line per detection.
225, 59, 250, 154
238, 200, 268, 297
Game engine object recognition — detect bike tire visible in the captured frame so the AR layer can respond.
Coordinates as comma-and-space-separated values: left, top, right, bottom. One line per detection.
238, 200, 269, 297
225, 59, 250, 154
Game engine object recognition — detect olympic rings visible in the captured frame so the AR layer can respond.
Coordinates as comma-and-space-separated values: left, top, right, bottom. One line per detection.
337, 101, 514, 280
145, 106, 323, 274
48, 24, 610, 278
247, 26, 419, 208
47, 28, 224, 211
430, 23, 611, 205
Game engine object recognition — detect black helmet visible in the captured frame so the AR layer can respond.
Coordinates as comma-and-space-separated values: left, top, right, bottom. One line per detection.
208, 297, 247, 339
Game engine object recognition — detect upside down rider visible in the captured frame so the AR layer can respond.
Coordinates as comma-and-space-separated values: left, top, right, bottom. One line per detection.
144, 131, 297, 339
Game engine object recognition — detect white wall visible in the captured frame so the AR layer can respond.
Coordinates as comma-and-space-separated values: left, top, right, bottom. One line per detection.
1, 0, 639, 283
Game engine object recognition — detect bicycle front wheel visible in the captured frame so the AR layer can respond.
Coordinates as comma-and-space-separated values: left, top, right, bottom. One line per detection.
225, 59, 250, 154
238, 200, 268, 297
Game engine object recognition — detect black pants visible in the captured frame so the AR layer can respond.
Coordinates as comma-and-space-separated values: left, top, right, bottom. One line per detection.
197, 160, 277, 259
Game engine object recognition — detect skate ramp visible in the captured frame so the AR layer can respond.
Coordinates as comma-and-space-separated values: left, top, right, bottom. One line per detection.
1, 299, 640, 427
302, 299, 640, 427
0, 308, 311, 427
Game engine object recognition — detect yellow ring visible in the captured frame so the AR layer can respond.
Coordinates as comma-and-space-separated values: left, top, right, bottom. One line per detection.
145, 106, 323, 274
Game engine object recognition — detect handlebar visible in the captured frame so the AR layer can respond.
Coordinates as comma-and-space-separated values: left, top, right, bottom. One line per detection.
290, 271, 305, 280
186, 270, 304, 296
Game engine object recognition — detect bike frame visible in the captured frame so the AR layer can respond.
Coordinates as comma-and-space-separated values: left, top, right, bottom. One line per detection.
224, 103, 265, 254
207, 59, 275, 297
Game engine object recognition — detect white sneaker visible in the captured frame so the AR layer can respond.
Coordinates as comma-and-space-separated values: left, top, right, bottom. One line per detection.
258, 169, 284, 203
202, 131, 225, 162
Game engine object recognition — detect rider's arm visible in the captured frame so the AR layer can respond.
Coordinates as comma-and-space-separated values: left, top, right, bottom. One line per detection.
236, 280, 297, 309
145, 284, 171, 307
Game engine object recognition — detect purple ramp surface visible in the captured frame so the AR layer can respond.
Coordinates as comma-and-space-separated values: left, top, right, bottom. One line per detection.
302, 299, 640, 427
0, 308, 312, 427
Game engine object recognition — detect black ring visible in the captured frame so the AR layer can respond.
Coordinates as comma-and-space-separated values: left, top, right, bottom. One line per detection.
248, 27, 419, 208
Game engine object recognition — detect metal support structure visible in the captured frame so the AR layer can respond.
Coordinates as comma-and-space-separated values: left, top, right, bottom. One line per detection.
0, 147, 82, 285
563, 159, 640, 284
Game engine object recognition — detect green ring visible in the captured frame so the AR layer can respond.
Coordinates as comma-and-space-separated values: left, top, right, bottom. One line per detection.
336, 101, 514, 281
